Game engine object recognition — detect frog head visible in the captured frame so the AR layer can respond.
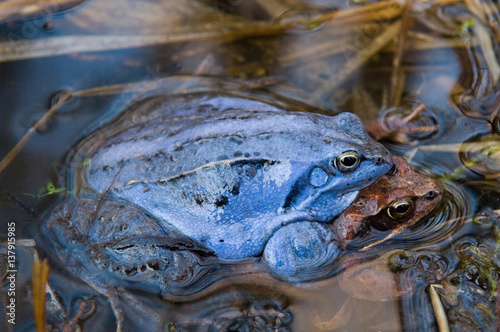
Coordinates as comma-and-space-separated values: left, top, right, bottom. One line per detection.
333, 156, 443, 246
284, 112, 393, 221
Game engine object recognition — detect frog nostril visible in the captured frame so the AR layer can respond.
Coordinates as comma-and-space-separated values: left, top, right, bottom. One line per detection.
425, 191, 438, 200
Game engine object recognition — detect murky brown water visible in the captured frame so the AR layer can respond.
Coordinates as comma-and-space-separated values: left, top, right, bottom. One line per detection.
1, 0, 500, 331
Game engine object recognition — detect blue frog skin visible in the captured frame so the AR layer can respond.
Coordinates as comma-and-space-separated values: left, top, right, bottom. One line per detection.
263, 222, 341, 281
80, 95, 393, 270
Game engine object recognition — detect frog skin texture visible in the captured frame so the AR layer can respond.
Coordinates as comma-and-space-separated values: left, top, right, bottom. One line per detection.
82, 95, 392, 258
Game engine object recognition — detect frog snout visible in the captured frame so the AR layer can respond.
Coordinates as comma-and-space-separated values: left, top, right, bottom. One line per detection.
366, 153, 393, 174
381, 150, 394, 165
365, 147, 393, 168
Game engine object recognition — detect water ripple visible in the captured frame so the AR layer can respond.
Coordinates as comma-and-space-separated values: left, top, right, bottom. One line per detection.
459, 134, 500, 179
378, 102, 440, 142
168, 286, 292, 331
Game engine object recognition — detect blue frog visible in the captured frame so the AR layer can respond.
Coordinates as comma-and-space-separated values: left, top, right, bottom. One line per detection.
73, 93, 392, 278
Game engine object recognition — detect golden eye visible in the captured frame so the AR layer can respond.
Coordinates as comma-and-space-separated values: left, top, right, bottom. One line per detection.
334, 151, 360, 172
387, 198, 414, 220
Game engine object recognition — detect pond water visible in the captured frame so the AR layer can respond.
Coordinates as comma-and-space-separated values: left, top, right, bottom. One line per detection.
1, 0, 500, 331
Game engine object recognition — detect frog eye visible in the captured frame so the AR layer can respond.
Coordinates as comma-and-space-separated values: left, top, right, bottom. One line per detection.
334, 151, 361, 172
387, 198, 414, 220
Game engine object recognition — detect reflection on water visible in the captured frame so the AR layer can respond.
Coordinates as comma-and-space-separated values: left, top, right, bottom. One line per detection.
1, 0, 500, 331
460, 134, 500, 178
168, 285, 292, 331
399, 179, 473, 248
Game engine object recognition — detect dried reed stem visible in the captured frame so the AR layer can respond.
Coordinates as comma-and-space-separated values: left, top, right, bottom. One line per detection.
0, 92, 71, 175
32, 259, 50, 332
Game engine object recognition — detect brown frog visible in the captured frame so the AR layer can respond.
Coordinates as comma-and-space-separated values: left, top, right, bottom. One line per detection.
333, 156, 443, 247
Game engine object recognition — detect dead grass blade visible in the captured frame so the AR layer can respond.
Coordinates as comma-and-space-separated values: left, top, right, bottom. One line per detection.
389, 0, 411, 106
32, 258, 50, 332
429, 284, 450, 332
474, 21, 500, 83
0, 1, 402, 63
312, 20, 402, 100
0, 0, 84, 24
0, 91, 71, 175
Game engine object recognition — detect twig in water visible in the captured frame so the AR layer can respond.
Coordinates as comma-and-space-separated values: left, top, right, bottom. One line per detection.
389, 0, 412, 106
32, 258, 50, 332
0, 92, 71, 175
429, 284, 450, 332
63, 299, 89, 332
312, 20, 402, 100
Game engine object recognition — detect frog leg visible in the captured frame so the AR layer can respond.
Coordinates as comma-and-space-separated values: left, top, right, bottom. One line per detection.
263, 221, 341, 282
41, 201, 171, 330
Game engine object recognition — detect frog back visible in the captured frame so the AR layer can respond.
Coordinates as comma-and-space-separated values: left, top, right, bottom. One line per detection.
84, 106, 371, 194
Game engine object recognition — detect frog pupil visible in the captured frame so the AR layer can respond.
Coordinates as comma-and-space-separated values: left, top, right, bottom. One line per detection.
342, 156, 357, 167
387, 198, 414, 219
395, 203, 410, 213
334, 151, 360, 172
